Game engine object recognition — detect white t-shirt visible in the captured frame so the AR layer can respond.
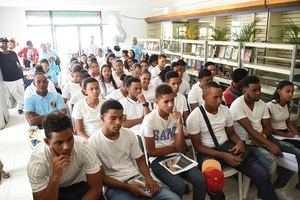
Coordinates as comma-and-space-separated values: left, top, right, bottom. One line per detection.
187, 104, 230, 147
119, 97, 144, 135
96, 56, 104, 66
105, 89, 125, 101
24, 81, 56, 100
58, 71, 72, 89
27, 136, 101, 193
72, 98, 104, 137
88, 128, 143, 182
178, 79, 191, 96
99, 81, 116, 98
150, 76, 163, 87
229, 95, 270, 142
142, 84, 156, 103
150, 66, 161, 79
183, 72, 190, 82
69, 91, 86, 106
174, 93, 189, 115
142, 109, 179, 162
62, 81, 81, 100
187, 83, 203, 106
112, 71, 123, 88
267, 101, 289, 130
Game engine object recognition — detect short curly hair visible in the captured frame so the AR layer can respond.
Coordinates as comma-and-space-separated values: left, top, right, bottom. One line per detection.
42, 114, 72, 138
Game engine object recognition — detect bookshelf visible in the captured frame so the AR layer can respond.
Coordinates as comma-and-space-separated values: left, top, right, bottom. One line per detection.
139, 39, 161, 55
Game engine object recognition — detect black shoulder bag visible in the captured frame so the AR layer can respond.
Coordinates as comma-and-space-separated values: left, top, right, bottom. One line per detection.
199, 105, 251, 165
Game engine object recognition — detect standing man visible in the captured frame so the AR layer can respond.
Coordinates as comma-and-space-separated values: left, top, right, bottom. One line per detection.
132, 37, 142, 62
0, 37, 25, 114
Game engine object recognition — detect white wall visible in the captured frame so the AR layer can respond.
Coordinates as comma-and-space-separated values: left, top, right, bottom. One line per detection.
0, 6, 152, 50
0, 7, 27, 48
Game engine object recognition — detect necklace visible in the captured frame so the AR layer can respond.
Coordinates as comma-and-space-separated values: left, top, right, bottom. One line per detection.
157, 110, 170, 133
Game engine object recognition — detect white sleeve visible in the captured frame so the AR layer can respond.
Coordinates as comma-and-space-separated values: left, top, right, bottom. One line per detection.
72, 102, 83, 119
48, 81, 57, 93
229, 102, 247, 121
262, 102, 270, 119
62, 84, 70, 99
187, 89, 198, 104
81, 141, 101, 174
181, 96, 189, 112
186, 110, 202, 135
224, 107, 234, 127
141, 115, 154, 138
27, 156, 49, 193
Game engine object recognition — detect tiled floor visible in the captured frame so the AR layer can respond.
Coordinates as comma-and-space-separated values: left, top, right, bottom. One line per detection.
0, 109, 300, 200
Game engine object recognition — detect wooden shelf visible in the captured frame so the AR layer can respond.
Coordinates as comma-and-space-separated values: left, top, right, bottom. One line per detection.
207, 58, 239, 67
243, 42, 295, 50
181, 54, 204, 61
243, 63, 300, 75
144, 50, 160, 55
256, 55, 292, 62
163, 50, 182, 56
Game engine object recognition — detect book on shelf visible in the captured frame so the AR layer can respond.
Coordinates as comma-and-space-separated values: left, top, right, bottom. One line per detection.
243, 48, 252, 63
195, 45, 201, 56
224, 46, 233, 59
231, 48, 238, 60
191, 44, 197, 54
195, 60, 202, 71
159, 153, 198, 175
218, 46, 226, 58
210, 46, 220, 58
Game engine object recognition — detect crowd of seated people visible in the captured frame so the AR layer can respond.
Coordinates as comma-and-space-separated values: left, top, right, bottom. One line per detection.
2, 36, 300, 200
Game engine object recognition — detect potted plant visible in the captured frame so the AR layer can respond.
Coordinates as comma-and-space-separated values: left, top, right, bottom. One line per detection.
210, 26, 230, 58
233, 18, 261, 63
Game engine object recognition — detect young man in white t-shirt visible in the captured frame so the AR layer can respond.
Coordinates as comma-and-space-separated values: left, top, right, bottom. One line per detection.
106, 74, 131, 101
165, 71, 189, 124
188, 69, 212, 111
88, 100, 180, 200
72, 77, 104, 138
142, 84, 206, 200
62, 64, 83, 102
119, 77, 151, 135
27, 114, 102, 200
170, 60, 190, 96
150, 54, 166, 79
187, 81, 277, 200
229, 76, 280, 176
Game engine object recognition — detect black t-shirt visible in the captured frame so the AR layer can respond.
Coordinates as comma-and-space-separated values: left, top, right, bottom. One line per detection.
0, 51, 23, 81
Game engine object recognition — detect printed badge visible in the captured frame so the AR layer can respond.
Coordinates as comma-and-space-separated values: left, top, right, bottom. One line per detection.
50, 101, 57, 108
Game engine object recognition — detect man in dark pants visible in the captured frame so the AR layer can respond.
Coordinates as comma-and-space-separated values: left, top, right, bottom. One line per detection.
0, 37, 24, 114
187, 81, 278, 200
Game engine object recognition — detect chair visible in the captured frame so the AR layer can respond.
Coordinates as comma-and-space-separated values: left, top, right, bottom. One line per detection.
223, 167, 243, 200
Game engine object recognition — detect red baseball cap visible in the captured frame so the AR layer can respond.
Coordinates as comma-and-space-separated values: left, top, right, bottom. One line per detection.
202, 159, 224, 193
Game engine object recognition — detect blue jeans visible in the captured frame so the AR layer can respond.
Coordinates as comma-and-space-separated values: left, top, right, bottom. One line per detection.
247, 145, 277, 176
196, 153, 278, 200
59, 181, 104, 200
150, 156, 206, 200
106, 186, 180, 200
269, 136, 300, 176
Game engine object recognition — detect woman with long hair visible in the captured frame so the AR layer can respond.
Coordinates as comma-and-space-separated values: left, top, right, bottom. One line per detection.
99, 64, 118, 98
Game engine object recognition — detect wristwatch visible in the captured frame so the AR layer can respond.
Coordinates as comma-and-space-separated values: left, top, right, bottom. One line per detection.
142, 102, 149, 107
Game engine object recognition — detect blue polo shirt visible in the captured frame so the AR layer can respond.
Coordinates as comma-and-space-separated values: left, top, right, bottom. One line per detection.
24, 91, 66, 115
